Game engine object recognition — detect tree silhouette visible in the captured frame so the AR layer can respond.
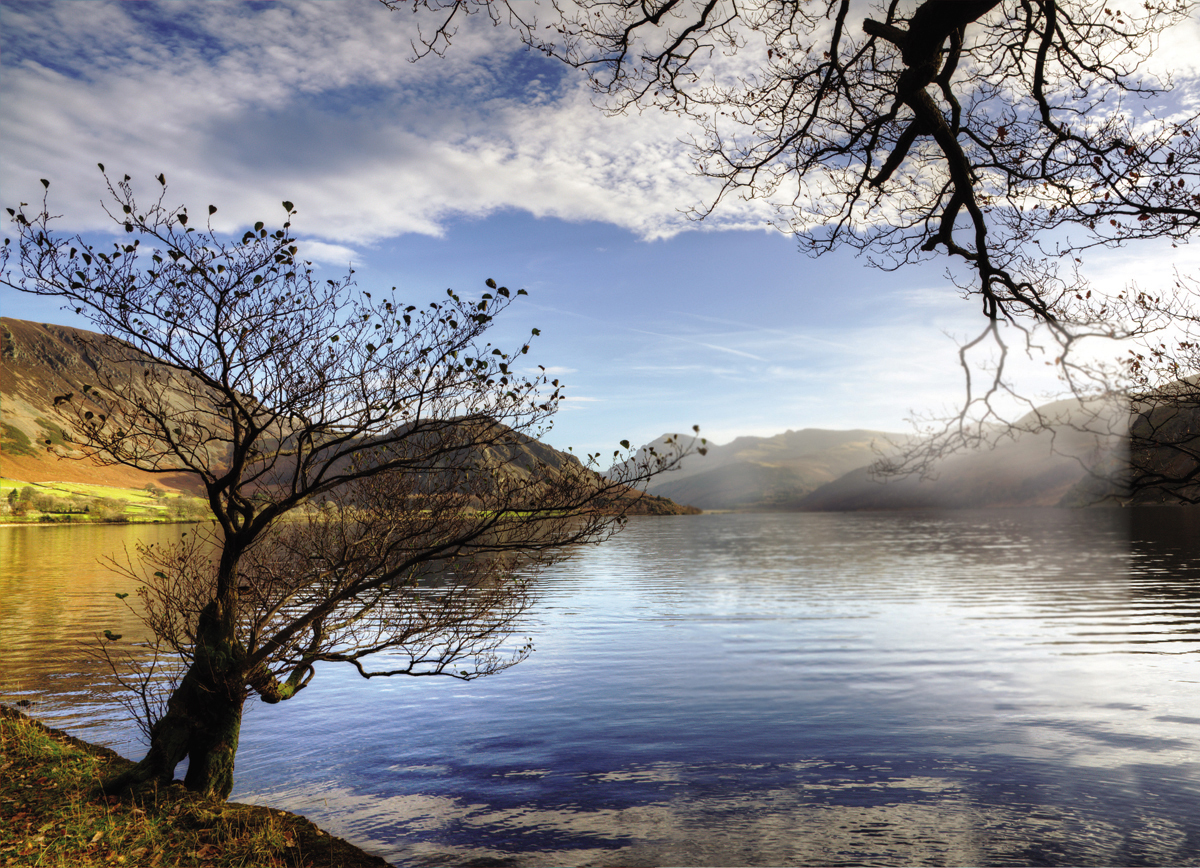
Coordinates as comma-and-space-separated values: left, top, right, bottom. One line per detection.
395, 0, 1200, 491
1, 171, 696, 799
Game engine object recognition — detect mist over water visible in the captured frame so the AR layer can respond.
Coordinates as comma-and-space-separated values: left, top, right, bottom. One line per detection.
2, 509, 1199, 866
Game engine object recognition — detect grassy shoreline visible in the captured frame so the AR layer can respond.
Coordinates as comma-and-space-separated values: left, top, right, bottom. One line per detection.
0, 518, 207, 529
0, 706, 390, 867
0, 478, 212, 525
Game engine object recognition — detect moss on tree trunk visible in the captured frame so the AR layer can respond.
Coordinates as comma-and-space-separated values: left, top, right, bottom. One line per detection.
103, 602, 246, 801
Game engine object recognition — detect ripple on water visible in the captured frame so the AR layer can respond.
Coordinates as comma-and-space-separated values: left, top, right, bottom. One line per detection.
3, 509, 1199, 865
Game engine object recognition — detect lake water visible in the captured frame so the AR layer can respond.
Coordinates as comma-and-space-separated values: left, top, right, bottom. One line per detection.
2, 510, 1199, 866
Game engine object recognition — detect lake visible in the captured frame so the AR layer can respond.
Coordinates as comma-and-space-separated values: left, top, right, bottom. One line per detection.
2, 509, 1199, 866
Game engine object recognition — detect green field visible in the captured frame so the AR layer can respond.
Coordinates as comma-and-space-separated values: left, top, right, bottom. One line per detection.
0, 478, 211, 524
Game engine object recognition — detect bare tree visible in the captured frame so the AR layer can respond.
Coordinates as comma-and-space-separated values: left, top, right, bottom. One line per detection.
1, 171, 696, 800
394, 0, 1200, 484
1117, 274, 1200, 502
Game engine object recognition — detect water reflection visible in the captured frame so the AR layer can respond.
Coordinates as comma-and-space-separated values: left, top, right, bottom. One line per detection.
0, 523, 181, 748
2, 510, 1199, 865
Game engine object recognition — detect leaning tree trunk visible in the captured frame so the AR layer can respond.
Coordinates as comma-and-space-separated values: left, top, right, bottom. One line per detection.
103, 601, 247, 801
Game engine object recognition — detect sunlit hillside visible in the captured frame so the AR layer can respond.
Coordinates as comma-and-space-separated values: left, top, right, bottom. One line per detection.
2, 318, 203, 493
1, 318, 697, 516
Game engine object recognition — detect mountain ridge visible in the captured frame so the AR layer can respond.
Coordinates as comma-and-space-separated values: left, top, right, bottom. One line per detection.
1, 318, 699, 515
639, 427, 897, 510
637, 402, 1132, 512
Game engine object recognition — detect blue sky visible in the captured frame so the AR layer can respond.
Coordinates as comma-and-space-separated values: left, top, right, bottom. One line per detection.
3, 1, 1199, 456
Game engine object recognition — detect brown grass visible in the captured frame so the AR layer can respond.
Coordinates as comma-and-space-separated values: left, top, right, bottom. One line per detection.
0, 706, 390, 867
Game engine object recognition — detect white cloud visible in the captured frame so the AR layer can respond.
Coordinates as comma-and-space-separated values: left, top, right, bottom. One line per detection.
0, 0, 774, 246
297, 241, 360, 267
4, 0, 1198, 458
1143, 12, 1200, 78
4, 1, 1196, 253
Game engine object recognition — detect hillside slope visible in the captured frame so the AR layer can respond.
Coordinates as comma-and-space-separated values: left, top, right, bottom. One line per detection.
797, 401, 1126, 511
1, 318, 698, 514
2, 318, 203, 492
633, 396, 1170, 512
640, 428, 894, 510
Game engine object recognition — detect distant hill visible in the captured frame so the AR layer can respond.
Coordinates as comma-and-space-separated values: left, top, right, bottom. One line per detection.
634, 397, 1159, 512
2, 318, 205, 492
1, 318, 699, 515
791, 398, 1125, 511
638, 428, 896, 510
796, 429, 1105, 511
794, 394, 1200, 512
1057, 383, 1200, 507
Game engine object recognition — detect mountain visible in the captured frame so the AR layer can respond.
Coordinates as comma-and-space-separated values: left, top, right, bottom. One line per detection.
796, 399, 1129, 511
796, 433, 1097, 511
635, 396, 1157, 512
1, 318, 698, 515
640, 428, 896, 510
2, 318, 205, 492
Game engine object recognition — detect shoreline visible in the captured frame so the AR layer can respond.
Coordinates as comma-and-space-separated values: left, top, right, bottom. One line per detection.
0, 518, 207, 528
0, 705, 392, 867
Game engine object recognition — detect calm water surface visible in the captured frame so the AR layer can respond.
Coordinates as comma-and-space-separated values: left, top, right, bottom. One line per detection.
2, 510, 1199, 866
